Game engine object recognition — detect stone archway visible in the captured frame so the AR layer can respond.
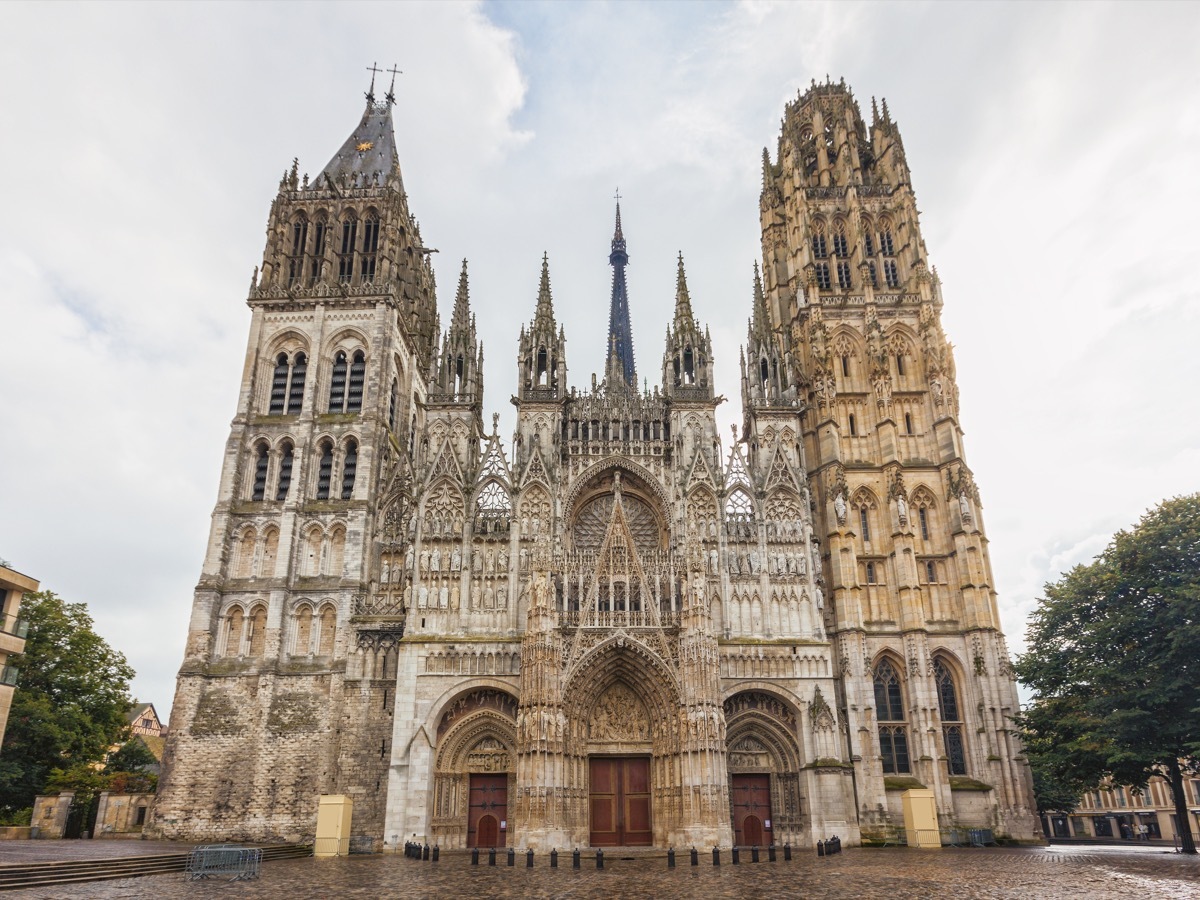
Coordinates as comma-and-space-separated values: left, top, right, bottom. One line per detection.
724, 691, 804, 846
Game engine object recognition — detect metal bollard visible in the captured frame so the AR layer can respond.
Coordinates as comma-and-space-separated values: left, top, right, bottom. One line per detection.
667, 847, 675, 868
488, 847, 496, 866
817, 839, 825, 857
834, 836, 841, 854
690, 847, 699, 866
768, 844, 776, 862
732, 846, 740, 865
423, 844, 430, 861
526, 848, 534, 868
596, 848, 604, 869
551, 848, 558, 868
712, 846, 721, 866
507, 847, 515, 867
784, 843, 792, 861
573, 848, 581, 869
752, 846, 760, 863
471, 846, 479, 866
433, 845, 440, 862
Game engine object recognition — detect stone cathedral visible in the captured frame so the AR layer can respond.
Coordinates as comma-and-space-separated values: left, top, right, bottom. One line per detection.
151, 77, 1037, 850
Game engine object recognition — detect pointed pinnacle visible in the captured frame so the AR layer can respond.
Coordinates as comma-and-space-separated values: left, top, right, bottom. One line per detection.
451, 258, 471, 329
614, 200, 624, 241
675, 252, 694, 323
535, 253, 555, 324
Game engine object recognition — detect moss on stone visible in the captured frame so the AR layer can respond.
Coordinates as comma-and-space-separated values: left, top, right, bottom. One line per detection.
191, 690, 243, 737
949, 776, 994, 791
267, 692, 320, 734
883, 776, 926, 790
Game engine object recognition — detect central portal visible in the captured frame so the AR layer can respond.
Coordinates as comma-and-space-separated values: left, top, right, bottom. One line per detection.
588, 756, 652, 846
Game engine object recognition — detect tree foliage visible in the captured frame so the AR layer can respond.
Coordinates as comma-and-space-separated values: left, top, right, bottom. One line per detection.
1015, 494, 1200, 853
0, 591, 136, 815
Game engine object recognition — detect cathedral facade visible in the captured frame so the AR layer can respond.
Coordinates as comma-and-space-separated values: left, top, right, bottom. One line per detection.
150, 78, 1037, 850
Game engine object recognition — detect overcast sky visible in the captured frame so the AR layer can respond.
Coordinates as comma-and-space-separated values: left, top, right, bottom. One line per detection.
2, 2, 1197, 719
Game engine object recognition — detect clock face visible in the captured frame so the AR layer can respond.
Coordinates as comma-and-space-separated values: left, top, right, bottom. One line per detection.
356, 141, 374, 152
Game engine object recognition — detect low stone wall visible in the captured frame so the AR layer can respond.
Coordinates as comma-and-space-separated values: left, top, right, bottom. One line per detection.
95, 792, 155, 837
0, 826, 33, 840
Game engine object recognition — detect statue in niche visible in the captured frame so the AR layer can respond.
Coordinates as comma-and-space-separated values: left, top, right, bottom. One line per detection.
959, 490, 973, 524
439, 584, 448, 608
484, 585, 494, 609
471, 584, 480, 609
451, 548, 461, 571
498, 548, 509, 570
404, 585, 412, 609
708, 549, 718, 575
381, 559, 390, 583
834, 491, 847, 526
931, 375, 944, 406
472, 552, 482, 574
451, 584, 460, 609
419, 550, 429, 573
520, 548, 529, 569
405, 547, 414, 571
485, 549, 495, 573
497, 586, 507, 609
433, 548, 443, 572
896, 495, 908, 526
418, 585, 429, 607
749, 550, 760, 574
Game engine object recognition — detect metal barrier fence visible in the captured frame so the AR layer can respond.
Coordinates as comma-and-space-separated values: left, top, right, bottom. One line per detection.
185, 844, 262, 881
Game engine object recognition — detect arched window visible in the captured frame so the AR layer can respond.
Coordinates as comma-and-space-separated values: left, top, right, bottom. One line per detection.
725, 488, 753, 522
848, 413, 857, 436
873, 659, 910, 774
904, 412, 914, 435
234, 528, 256, 579
293, 605, 314, 655
879, 220, 895, 256
360, 215, 380, 282
866, 561, 876, 584
276, 441, 294, 501
815, 262, 831, 290
318, 606, 337, 656
337, 216, 357, 283
387, 378, 399, 430
260, 528, 279, 578
919, 506, 929, 540
347, 351, 365, 412
247, 604, 267, 658
224, 607, 244, 657
251, 442, 269, 501
328, 526, 346, 577
884, 259, 900, 288
811, 220, 828, 259
328, 351, 348, 412
316, 441, 333, 499
925, 560, 937, 584
341, 439, 358, 500
309, 217, 328, 286
269, 353, 289, 414
934, 657, 967, 775
287, 352, 306, 414
288, 216, 308, 286
683, 346, 695, 383
832, 221, 849, 258
302, 526, 323, 577
858, 504, 871, 542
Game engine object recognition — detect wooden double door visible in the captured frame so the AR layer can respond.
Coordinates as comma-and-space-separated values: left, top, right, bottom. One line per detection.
467, 774, 507, 848
589, 756, 652, 846
731, 774, 772, 846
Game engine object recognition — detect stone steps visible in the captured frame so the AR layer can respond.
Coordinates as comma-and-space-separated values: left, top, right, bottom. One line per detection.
0, 844, 311, 891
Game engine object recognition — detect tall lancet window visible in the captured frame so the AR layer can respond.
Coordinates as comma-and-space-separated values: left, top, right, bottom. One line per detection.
287, 352, 306, 414
874, 659, 910, 774
338, 216, 357, 283
935, 658, 968, 775
341, 439, 358, 500
347, 351, 365, 411
287, 217, 308, 286
360, 215, 380, 282
269, 353, 289, 414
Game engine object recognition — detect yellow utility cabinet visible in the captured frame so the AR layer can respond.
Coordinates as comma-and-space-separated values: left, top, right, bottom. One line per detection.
315, 794, 353, 857
902, 789, 941, 849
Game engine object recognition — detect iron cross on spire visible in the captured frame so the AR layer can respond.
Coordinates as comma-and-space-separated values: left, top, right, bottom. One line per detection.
613, 188, 621, 202
365, 62, 382, 101
386, 64, 402, 104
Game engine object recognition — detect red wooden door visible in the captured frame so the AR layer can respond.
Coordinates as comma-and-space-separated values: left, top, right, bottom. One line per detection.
731, 774, 771, 846
468, 774, 507, 847
589, 757, 652, 846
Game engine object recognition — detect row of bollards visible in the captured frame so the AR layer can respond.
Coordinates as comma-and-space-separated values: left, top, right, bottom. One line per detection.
404, 841, 439, 861
816, 836, 842, 857
439, 839, 831, 867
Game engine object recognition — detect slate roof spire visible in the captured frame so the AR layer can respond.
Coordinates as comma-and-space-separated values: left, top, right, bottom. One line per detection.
318, 68, 403, 190
606, 197, 636, 387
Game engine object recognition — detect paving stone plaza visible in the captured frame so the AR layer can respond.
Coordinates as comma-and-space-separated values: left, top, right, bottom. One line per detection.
4, 845, 1198, 899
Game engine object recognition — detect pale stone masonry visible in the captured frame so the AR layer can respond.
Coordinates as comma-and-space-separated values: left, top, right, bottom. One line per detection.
150, 77, 1037, 850
0, 564, 37, 750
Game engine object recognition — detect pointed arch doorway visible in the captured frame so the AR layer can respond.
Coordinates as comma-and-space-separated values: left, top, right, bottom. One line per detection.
589, 756, 652, 846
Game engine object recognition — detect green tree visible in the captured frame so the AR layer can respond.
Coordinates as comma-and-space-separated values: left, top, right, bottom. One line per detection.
107, 737, 158, 774
1015, 494, 1200, 854
0, 591, 136, 816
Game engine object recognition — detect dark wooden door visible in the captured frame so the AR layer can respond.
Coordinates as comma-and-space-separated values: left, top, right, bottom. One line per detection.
589, 757, 652, 846
732, 774, 772, 846
468, 774, 507, 847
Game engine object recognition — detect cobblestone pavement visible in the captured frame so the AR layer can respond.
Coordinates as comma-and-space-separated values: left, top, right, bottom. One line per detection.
5, 845, 1200, 899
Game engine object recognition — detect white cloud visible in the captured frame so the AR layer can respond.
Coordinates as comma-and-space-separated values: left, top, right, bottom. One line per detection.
1, 1, 1197, 715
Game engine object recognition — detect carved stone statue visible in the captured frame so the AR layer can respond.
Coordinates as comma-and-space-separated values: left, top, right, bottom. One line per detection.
451, 548, 462, 571
834, 491, 847, 526
430, 548, 441, 572
959, 490, 973, 524
896, 495, 908, 526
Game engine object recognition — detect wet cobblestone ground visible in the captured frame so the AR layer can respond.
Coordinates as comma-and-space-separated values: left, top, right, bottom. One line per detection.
6, 844, 1200, 899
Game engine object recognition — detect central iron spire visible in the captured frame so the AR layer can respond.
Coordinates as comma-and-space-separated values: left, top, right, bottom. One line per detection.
606, 197, 636, 387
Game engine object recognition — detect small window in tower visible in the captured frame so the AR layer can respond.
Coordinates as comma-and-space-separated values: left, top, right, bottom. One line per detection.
841, 354, 850, 377
866, 561, 876, 584
860, 506, 871, 542
251, 443, 269, 501
309, 219, 327, 286
338, 217, 357, 283
868, 262, 878, 288
864, 233, 875, 257
833, 227, 849, 258
360, 216, 380, 282
760, 358, 770, 388
536, 347, 548, 386
276, 442, 294, 501
926, 560, 936, 584
287, 352, 306, 414
341, 439, 358, 499
848, 413, 857, 435
812, 233, 828, 259
288, 218, 308, 287
347, 351, 365, 412
269, 353, 289, 414
880, 228, 895, 256
329, 351, 348, 412
816, 263, 831, 290
683, 346, 695, 383
316, 442, 333, 499
904, 412, 913, 434
837, 260, 852, 288
387, 378, 398, 430
884, 260, 900, 288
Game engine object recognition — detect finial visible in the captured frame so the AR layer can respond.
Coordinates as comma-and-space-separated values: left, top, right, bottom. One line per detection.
492, 412, 500, 433
386, 64, 402, 105
366, 62, 382, 103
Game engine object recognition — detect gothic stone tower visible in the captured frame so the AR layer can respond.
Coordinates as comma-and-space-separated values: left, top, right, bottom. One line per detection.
759, 78, 1037, 840
151, 79, 439, 841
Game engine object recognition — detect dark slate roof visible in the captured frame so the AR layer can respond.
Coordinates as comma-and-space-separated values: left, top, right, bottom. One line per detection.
318, 100, 400, 187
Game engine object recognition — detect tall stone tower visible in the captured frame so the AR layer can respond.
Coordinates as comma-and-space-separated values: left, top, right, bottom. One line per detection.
151, 77, 439, 842
759, 78, 1036, 838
